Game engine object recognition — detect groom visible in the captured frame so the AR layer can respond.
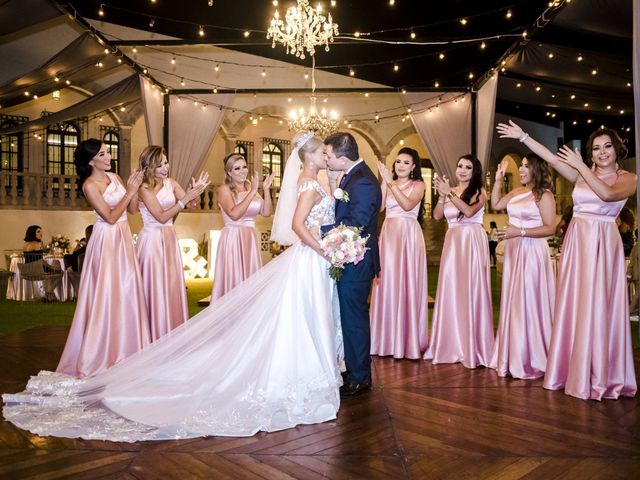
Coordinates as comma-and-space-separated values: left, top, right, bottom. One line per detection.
323, 132, 382, 397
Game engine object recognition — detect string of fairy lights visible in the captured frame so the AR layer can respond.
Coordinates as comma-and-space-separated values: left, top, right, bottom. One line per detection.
2, 0, 634, 140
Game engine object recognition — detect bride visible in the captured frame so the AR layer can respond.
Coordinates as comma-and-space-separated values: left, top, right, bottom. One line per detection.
3, 132, 343, 441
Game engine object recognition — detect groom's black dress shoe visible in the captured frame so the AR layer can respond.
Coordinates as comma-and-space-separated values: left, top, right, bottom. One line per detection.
340, 381, 371, 398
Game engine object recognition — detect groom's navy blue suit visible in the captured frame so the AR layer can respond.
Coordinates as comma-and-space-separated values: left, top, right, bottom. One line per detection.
322, 161, 382, 385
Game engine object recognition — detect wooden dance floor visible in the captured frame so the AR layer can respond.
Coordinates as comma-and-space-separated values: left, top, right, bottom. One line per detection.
1, 326, 638, 479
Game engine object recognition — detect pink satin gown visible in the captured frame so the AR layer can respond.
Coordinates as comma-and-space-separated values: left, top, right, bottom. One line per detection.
57, 172, 151, 378
424, 199, 494, 368
489, 190, 554, 379
544, 172, 636, 400
211, 192, 263, 301
137, 179, 189, 342
370, 182, 428, 359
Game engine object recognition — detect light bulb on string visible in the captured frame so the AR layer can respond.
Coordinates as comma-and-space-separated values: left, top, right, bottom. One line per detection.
98, 4, 104, 16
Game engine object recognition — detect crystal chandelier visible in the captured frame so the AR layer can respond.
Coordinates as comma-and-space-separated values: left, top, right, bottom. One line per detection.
289, 95, 339, 138
267, 0, 339, 59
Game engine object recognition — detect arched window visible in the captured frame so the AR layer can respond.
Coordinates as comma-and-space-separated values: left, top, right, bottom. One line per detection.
102, 130, 120, 174
234, 144, 247, 158
262, 141, 284, 190
234, 140, 254, 174
0, 120, 23, 172
46, 122, 79, 175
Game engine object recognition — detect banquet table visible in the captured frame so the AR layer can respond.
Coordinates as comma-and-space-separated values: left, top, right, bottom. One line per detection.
6, 255, 75, 301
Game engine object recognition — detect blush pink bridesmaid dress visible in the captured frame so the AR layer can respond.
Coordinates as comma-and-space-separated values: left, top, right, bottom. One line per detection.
57, 172, 151, 378
211, 192, 263, 301
423, 199, 494, 368
543, 172, 636, 400
370, 181, 428, 359
137, 179, 189, 342
489, 190, 555, 379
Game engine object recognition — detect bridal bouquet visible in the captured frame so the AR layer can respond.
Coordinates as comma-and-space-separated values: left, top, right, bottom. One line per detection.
320, 224, 369, 281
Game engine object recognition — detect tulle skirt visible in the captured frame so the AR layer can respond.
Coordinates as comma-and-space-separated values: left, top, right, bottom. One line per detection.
137, 226, 189, 342
56, 221, 150, 378
4, 242, 342, 441
370, 217, 428, 359
424, 224, 494, 368
543, 216, 636, 400
211, 225, 262, 301
489, 237, 554, 379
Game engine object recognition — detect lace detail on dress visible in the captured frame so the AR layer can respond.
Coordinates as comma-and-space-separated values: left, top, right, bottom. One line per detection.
3, 369, 340, 441
298, 180, 335, 230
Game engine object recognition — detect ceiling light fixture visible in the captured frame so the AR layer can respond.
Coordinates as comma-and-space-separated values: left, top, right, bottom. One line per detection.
267, 0, 339, 59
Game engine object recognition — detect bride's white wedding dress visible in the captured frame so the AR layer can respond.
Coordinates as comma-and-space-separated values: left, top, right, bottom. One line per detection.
3, 180, 342, 441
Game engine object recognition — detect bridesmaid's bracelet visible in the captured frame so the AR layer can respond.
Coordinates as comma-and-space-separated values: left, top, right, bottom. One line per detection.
518, 133, 529, 143
177, 199, 186, 209
520, 227, 526, 237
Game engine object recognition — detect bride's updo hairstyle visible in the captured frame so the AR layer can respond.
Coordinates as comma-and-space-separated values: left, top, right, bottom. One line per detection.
294, 131, 322, 163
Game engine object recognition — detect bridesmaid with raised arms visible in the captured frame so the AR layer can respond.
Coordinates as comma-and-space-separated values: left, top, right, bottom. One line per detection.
498, 120, 637, 400
423, 154, 494, 368
211, 153, 274, 301
370, 147, 428, 359
489, 153, 556, 379
136, 145, 210, 341
57, 139, 151, 378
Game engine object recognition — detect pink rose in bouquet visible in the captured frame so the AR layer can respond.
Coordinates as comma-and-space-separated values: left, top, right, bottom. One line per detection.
320, 224, 369, 280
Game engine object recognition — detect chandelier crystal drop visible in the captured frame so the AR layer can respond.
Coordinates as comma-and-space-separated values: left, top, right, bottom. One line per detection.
267, 0, 339, 59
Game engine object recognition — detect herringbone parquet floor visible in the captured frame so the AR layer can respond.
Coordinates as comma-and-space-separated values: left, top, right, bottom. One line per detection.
1, 326, 638, 479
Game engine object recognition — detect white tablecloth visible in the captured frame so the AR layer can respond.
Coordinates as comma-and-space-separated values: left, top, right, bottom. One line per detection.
6, 255, 75, 301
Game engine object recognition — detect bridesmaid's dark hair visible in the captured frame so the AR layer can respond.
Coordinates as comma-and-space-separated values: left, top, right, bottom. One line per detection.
393, 147, 425, 226
524, 153, 554, 202
74, 138, 102, 189
23, 225, 42, 242
585, 127, 627, 168
457, 154, 483, 220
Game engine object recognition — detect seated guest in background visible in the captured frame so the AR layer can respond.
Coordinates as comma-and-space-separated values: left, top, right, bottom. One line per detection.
23, 225, 44, 263
617, 207, 635, 257
64, 225, 93, 272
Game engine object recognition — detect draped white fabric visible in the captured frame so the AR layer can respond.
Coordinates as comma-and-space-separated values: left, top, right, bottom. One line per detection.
475, 75, 499, 169
405, 92, 471, 182
139, 76, 164, 146
168, 94, 233, 187
634, 0, 640, 281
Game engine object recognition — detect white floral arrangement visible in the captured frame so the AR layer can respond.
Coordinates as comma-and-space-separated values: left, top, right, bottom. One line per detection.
48, 234, 70, 253
333, 188, 350, 202
320, 224, 369, 280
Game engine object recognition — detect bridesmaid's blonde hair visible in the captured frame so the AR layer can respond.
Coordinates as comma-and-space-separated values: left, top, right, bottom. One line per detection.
139, 145, 166, 189
223, 153, 250, 195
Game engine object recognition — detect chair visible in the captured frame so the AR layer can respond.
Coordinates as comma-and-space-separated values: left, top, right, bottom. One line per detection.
67, 253, 85, 301
0, 269, 14, 300
3, 249, 22, 269
17, 260, 63, 302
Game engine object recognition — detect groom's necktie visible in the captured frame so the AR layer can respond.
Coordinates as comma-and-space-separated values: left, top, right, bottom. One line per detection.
339, 173, 348, 188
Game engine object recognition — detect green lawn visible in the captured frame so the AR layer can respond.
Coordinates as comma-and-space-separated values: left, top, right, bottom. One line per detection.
0, 275, 637, 347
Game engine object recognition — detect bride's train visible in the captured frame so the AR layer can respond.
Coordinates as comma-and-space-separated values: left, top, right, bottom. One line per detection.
3, 242, 342, 441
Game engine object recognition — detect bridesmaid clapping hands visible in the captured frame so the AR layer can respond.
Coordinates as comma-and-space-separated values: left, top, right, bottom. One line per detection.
57, 139, 151, 378
424, 155, 494, 368
136, 145, 210, 341
211, 153, 275, 301
370, 148, 428, 359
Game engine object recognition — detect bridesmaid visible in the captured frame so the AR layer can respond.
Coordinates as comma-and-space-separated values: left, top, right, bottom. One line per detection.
370, 147, 428, 359
211, 153, 274, 301
498, 121, 637, 400
423, 154, 494, 368
136, 146, 209, 341
57, 139, 151, 378
489, 154, 556, 379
